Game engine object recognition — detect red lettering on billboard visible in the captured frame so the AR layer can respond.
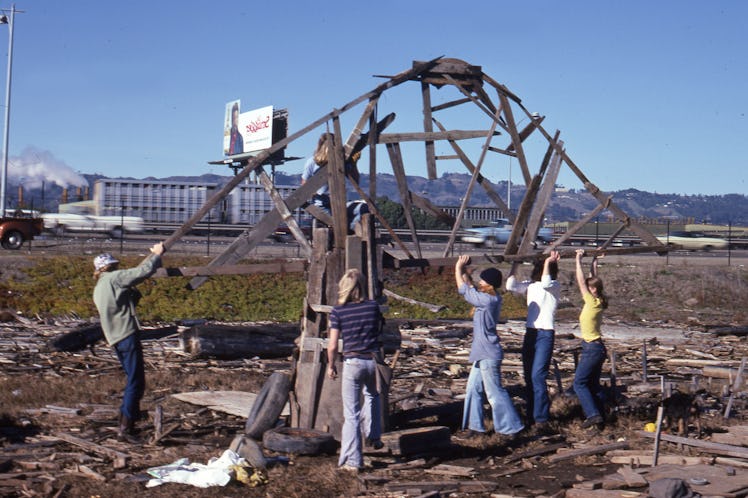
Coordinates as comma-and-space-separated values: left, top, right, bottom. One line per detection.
245, 114, 271, 134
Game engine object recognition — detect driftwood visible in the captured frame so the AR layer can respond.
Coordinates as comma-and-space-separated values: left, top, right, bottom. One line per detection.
53, 432, 129, 469
180, 323, 299, 359
48, 324, 179, 352
549, 441, 630, 463
383, 288, 445, 313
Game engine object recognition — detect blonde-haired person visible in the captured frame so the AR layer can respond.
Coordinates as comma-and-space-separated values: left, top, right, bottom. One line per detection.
302, 133, 332, 214
573, 249, 609, 428
455, 255, 524, 438
326, 268, 384, 471
92, 242, 165, 443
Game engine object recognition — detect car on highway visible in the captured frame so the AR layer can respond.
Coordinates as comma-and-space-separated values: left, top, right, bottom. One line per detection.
461, 218, 554, 247
656, 231, 728, 251
271, 219, 313, 243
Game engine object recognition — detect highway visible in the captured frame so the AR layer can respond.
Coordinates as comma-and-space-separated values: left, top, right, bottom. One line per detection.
15, 230, 747, 267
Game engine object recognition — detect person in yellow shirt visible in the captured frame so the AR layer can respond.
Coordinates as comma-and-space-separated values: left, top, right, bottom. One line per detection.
573, 249, 608, 428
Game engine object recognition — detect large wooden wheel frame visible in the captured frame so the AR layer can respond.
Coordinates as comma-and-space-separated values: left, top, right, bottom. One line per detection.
159, 57, 667, 438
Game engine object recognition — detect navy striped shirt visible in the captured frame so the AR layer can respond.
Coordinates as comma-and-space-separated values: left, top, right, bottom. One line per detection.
329, 300, 382, 356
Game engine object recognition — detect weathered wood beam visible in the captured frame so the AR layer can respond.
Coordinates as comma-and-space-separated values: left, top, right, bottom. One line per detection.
512, 100, 665, 248
506, 115, 545, 153
378, 130, 501, 143
504, 173, 542, 255
486, 146, 517, 158
187, 168, 328, 289
546, 198, 612, 252
368, 110, 377, 200
154, 260, 307, 278
329, 118, 349, 250
168, 57, 442, 252
432, 117, 513, 223
256, 167, 312, 258
442, 106, 501, 258
517, 137, 564, 255
386, 142, 422, 258
421, 82, 437, 179
432, 97, 472, 112
409, 192, 455, 225
497, 92, 532, 186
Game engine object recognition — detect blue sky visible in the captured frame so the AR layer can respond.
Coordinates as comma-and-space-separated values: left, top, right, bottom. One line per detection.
1, 0, 746, 196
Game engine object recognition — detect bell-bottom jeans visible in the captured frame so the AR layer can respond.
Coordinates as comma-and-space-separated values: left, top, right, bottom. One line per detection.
462, 359, 524, 435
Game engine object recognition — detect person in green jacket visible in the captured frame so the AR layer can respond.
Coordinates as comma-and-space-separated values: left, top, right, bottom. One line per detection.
92, 242, 165, 442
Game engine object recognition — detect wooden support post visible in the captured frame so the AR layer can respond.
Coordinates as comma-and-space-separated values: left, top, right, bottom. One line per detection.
642, 340, 648, 382
724, 356, 747, 419
387, 142, 422, 259
653, 405, 665, 467
421, 81, 437, 180
518, 137, 563, 255
329, 118, 349, 251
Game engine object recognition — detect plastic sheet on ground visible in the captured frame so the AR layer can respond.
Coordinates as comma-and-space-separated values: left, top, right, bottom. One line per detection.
145, 449, 247, 488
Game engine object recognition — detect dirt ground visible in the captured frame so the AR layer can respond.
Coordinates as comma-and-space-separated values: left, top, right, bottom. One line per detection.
1, 253, 747, 497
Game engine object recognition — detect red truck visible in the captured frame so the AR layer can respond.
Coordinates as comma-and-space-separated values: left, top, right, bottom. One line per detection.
0, 212, 44, 250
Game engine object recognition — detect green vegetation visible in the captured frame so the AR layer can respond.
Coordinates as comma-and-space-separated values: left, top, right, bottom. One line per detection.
0, 256, 525, 323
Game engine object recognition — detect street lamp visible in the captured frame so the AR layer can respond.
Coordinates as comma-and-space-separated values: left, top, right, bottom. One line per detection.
0, 4, 18, 218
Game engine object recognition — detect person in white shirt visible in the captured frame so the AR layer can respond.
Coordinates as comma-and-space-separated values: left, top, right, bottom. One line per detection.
505, 251, 561, 426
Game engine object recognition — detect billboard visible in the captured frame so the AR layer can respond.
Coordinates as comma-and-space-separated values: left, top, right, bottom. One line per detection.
223, 101, 274, 156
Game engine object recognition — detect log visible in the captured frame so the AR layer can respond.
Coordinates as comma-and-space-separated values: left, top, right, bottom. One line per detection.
180, 323, 299, 359
381, 426, 451, 456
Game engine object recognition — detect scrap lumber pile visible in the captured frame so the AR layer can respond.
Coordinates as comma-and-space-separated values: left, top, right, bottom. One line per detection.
2, 315, 748, 496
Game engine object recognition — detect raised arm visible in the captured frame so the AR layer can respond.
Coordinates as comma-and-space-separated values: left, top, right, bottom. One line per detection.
454, 255, 472, 289
543, 250, 560, 278
575, 249, 590, 297
589, 253, 603, 278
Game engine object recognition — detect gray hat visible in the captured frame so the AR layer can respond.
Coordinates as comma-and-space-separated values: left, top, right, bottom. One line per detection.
93, 253, 119, 271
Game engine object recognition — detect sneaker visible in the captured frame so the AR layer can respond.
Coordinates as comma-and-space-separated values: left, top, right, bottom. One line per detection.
340, 464, 360, 473
581, 415, 604, 428
457, 429, 484, 440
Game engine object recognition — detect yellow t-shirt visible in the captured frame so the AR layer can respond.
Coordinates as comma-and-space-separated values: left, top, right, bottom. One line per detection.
579, 292, 603, 342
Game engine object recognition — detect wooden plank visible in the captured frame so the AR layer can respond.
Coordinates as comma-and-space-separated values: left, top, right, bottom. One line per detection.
53, 432, 129, 469
186, 167, 328, 289
431, 97, 472, 112
303, 227, 329, 338
497, 92, 531, 186
380, 426, 451, 456
154, 260, 307, 278
387, 142, 422, 258
506, 115, 545, 152
409, 192, 455, 225
256, 167, 312, 258
548, 441, 629, 462
329, 118, 349, 251
637, 431, 748, 458
441, 105, 501, 258
378, 130, 500, 143
171, 390, 290, 419
518, 137, 563, 255
504, 173, 542, 255
546, 197, 612, 251
422, 81, 436, 179
432, 117, 513, 223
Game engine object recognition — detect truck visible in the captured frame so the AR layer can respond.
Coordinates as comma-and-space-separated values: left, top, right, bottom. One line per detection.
42, 202, 145, 238
461, 218, 554, 247
0, 212, 44, 250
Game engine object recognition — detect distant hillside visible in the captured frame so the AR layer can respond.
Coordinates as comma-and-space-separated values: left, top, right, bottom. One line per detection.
13, 172, 748, 226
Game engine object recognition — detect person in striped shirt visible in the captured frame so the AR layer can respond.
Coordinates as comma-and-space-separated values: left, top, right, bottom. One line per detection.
327, 268, 384, 471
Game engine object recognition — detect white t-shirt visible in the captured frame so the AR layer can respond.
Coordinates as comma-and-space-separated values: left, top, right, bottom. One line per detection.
505, 274, 560, 330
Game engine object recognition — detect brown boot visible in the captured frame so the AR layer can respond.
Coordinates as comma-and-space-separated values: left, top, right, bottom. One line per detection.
118, 415, 141, 444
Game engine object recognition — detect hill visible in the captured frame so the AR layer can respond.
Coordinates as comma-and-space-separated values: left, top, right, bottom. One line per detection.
11, 172, 748, 226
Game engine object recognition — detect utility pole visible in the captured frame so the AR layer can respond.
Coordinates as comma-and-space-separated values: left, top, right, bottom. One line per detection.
0, 4, 17, 217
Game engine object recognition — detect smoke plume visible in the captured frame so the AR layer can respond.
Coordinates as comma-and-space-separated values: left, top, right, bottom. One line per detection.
7, 147, 88, 189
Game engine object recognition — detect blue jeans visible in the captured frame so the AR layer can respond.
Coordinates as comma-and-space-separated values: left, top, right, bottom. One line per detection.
523, 328, 555, 424
339, 357, 381, 468
573, 340, 607, 419
462, 359, 524, 434
114, 332, 145, 421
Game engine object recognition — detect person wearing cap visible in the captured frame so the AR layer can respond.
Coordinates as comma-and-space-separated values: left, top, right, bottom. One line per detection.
455, 255, 524, 438
505, 250, 561, 428
92, 242, 165, 442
